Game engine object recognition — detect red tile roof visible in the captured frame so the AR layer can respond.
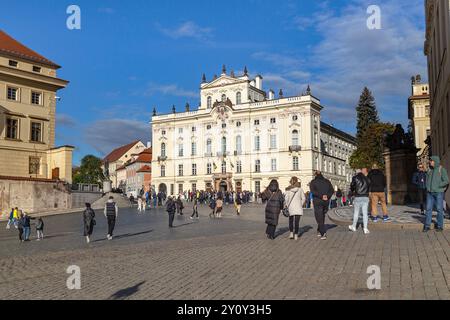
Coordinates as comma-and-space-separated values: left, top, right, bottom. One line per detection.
136, 148, 152, 163
0, 30, 60, 68
137, 165, 152, 173
104, 140, 142, 163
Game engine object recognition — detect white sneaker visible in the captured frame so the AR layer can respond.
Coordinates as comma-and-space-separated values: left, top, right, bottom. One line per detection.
294, 234, 299, 241
348, 225, 357, 232
86, 236, 90, 244
364, 229, 370, 235
106, 234, 110, 240
289, 232, 294, 239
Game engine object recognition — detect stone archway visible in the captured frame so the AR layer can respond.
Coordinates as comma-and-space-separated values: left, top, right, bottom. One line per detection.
158, 183, 167, 194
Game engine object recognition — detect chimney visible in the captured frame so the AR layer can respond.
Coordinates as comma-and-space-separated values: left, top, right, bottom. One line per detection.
268, 89, 275, 100
255, 75, 263, 90
147, 142, 152, 149
250, 80, 256, 87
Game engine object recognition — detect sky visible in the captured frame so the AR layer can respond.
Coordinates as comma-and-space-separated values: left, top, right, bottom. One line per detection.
0, 0, 428, 164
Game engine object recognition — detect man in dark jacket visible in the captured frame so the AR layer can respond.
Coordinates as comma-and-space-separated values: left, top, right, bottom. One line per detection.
349, 168, 371, 234
104, 196, 118, 240
309, 171, 334, 240
412, 163, 427, 215
166, 196, 176, 228
368, 164, 390, 222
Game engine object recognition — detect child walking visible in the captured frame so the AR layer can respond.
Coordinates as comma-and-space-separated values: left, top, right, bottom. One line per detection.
36, 217, 44, 241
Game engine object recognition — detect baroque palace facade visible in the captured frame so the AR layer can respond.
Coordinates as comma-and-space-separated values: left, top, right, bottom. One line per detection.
151, 66, 356, 196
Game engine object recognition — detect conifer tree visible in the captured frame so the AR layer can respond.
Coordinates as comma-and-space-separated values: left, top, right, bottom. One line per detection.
356, 87, 379, 143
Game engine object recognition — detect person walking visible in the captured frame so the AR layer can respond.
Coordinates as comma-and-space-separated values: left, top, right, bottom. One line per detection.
284, 177, 306, 241
209, 196, 217, 218
137, 196, 144, 214
261, 180, 284, 240
83, 203, 96, 244
22, 212, 32, 241
5, 208, 14, 230
368, 164, 390, 222
104, 196, 118, 240
235, 192, 242, 216
176, 196, 184, 215
215, 196, 224, 219
166, 196, 176, 228
17, 212, 25, 243
310, 171, 334, 240
336, 189, 343, 207
423, 156, 449, 232
35, 217, 44, 241
190, 197, 199, 220
349, 168, 371, 234
412, 163, 428, 215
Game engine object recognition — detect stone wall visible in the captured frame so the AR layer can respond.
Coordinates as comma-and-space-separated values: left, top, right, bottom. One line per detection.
0, 177, 72, 214
71, 191, 103, 209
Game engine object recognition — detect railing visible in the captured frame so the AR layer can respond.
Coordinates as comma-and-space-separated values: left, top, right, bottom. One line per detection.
158, 156, 168, 162
234, 150, 242, 156
204, 152, 213, 157
289, 145, 302, 152
217, 151, 230, 157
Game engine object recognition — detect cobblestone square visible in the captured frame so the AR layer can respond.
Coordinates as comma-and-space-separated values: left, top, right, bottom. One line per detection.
0, 203, 449, 300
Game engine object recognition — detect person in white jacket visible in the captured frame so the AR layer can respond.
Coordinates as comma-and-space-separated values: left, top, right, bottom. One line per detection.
284, 177, 306, 241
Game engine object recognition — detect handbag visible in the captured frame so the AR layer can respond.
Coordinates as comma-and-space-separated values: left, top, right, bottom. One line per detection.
283, 190, 299, 218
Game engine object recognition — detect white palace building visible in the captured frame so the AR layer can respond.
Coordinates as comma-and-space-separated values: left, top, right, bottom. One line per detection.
151, 66, 356, 196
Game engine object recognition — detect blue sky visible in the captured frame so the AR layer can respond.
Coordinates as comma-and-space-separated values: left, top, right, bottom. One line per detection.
0, 0, 427, 164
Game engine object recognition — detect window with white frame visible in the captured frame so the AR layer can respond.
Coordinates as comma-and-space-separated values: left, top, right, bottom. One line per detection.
178, 128, 183, 134
161, 165, 166, 177
207, 96, 212, 109
255, 136, 260, 151
236, 92, 242, 105
178, 144, 184, 157
270, 118, 276, 124
236, 135, 242, 153
221, 161, 227, 174
292, 130, 299, 146
255, 181, 261, 193
293, 156, 299, 171
270, 135, 277, 149
192, 164, 197, 176
7, 87, 18, 101
31, 92, 42, 105
236, 161, 242, 173
178, 165, 184, 176
191, 142, 197, 156
6, 118, 18, 139
206, 139, 212, 154
30, 122, 42, 142
161, 143, 166, 157
271, 159, 277, 172
207, 163, 212, 174
255, 160, 261, 173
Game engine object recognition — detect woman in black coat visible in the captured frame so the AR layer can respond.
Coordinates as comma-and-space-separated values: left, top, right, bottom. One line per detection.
261, 180, 285, 240
83, 203, 96, 244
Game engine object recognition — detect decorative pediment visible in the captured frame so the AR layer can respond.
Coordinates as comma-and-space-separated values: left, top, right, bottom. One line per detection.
202, 75, 246, 89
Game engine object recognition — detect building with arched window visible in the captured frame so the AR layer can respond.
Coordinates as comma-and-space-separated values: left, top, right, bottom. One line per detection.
151, 66, 356, 195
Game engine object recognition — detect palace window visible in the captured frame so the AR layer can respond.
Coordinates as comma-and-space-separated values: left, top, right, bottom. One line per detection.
192, 164, 197, 176
9, 60, 18, 67
221, 137, 227, 153
254, 120, 260, 126
236, 161, 242, 174
30, 122, 42, 142
270, 135, 277, 149
178, 128, 183, 134
192, 126, 196, 132
236, 121, 241, 127
292, 130, 299, 146
161, 143, 166, 157
255, 136, 260, 151
161, 130, 166, 135
221, 161, 227, 174
236, 135, 242, 153
236, 92, 242, 105
270, 118, 276, 124
222, 123, 227, 129
31, 92, 42, 105
33, 66, 41, 73
207, 125, 212, 130
292, 115, 298, 121
178, 144, 184, 157
29, 157, 40, 175
191, 142, 197, 156
161, 165, 166, 177
255, 181, 261, 194
6, 118, 18, 140
207, 163, 212, 174
271, 159, 277, 172
255, 160, 261, 173
207, 96, 212, 109
7, 87, 18, 101
178, 184, 183, 194
178, 165, 184, 176
293, 156, 299, 171
206, 139, 212, 154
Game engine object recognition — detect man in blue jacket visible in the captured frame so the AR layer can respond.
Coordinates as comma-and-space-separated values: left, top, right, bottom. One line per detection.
412, 163, 427, 215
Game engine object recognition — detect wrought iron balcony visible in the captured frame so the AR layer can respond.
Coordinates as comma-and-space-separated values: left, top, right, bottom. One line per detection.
234, 150, 242, 156
204, 152, 213, 157
157, 156, 167, 162
289, 145, 302, 153
217, 151, 230, 158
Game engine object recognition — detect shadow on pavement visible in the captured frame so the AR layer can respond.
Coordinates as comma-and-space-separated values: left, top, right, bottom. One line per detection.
109, 281, 146, 300
299, 225, 313, 236
172, 222, 196, 229
92, 230, 154, 243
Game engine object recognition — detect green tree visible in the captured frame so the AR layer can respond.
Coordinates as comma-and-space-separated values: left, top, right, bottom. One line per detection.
356, 87, 379, 142
72, 155, 105, 186
350, 123, 395, 169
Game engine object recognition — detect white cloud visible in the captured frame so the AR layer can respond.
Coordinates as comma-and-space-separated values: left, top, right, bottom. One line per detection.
84, 119, 150, 155
56, 114, 77, 128
157, 21, 213, 41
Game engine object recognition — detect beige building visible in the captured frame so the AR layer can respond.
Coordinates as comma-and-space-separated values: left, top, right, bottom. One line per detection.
424, 0, 450, 204
408, 75, 431, 155
151, 66, 356, 196
0, 30, 73, 183
102, 140, 146, 189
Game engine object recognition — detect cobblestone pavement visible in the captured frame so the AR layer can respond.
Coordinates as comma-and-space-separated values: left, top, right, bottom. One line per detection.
0, 203, 449, 300
332, 204, 450, 227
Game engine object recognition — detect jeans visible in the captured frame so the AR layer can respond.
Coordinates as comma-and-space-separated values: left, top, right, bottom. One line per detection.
417, 189, 427, 213
168, 213, 175, 227
352, 197, 369, 229
289, 216, 301, 234
107, 217, 116, 236
23, 227, 31, 240
37, 230, 44, 239
425, 192, 445, 229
